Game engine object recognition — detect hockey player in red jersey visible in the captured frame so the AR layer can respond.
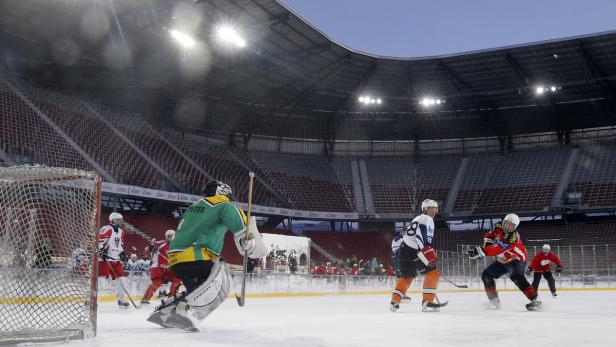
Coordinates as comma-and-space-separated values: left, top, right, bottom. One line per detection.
466, 213, 542, 311
98, 212, 131, 308
528, 244, 562, 297
390, 199, 446, 312
140, 230, 183, 305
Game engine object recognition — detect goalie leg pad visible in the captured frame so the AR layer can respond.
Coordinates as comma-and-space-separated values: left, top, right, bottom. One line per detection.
184, 259, 232, 321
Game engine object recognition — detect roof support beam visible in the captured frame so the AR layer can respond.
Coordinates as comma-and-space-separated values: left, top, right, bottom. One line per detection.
335, 61, 378, 113
438, 61, 504, 136
281, 55, 351, 113
578, 41, 616, 125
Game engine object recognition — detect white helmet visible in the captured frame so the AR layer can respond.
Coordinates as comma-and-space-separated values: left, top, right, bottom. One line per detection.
542, 244, 551, 252
502, 213, 520, 233
421, 199, 438, 212
165, 229, 175, 241
109, 212, 123, 226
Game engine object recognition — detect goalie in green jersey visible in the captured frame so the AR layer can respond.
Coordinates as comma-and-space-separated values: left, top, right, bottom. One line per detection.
147, 180, 267, 331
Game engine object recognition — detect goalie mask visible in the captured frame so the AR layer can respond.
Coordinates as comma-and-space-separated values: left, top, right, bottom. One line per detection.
203, 181, 232, 197
109, 212, 123, 227
165, 229, 175, 242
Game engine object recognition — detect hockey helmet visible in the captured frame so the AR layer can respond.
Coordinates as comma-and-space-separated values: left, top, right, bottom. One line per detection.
542, 244, 551, 253
502, 213, 520, 233
109, 212, 123, 226
203, 180, 232, 197
165, 229, 176, 241
421, 199, 438, 212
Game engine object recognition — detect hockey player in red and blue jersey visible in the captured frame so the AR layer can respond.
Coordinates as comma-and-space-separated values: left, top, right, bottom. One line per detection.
466, 213, 542, 311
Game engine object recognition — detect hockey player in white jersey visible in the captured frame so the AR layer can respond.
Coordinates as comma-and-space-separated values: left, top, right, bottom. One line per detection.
390, 199, 446, 312
98, 212, 131, 308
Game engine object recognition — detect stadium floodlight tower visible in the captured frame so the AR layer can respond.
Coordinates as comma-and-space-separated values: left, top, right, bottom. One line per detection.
419, 97, 444, 107
358, 95, 382, 105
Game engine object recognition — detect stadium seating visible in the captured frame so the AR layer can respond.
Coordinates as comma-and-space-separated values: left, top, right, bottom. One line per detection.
163, 131, 279, 206
0, 85, 94, 170
4, 75, 616, 216
568, 144, 616, 207
251, 151, 354, 211
454, 148, 570, 214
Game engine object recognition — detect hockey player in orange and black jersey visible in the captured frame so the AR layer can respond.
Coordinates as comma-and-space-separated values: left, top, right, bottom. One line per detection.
466, 213, 542, 311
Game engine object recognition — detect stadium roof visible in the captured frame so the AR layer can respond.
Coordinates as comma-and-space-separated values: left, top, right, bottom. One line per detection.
2, 0, 616, 141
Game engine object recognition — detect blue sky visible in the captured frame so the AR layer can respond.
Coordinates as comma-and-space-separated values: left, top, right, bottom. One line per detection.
279, 0, 616, 57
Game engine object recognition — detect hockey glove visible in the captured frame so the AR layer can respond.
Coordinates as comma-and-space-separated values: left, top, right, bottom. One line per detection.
555, 266, 562, 273
148, 244, 159, 254
525, 268, 532, 276
119, 251, 128, 262
466, 246, 485, 259
417, 246, 438, 265
98, 249, 109, 261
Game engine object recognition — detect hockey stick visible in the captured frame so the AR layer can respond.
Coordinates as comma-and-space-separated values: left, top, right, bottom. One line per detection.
107, 261, 139, 308
236, 172, 255, 307
440, 274, 469, 289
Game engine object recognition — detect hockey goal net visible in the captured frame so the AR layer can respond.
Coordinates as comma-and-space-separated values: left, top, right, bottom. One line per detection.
0, 165, 101, 344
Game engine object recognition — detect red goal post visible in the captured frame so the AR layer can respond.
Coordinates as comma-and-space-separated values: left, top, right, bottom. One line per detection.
0, 165, 101, 344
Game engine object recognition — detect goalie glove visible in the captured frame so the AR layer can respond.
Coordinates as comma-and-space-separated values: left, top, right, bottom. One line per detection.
417, 246, 438, 265
234, 217, 267, 259
466, 246, 485, 259
555, 266, 562, 273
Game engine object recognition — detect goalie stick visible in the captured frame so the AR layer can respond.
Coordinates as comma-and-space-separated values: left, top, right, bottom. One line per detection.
236, 171, 255, 307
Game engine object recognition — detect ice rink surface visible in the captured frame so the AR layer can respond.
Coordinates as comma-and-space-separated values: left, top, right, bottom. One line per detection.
31, 290, 616, 347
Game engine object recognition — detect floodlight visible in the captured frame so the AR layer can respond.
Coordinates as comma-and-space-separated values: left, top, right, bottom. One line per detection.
215, 25, 246, 48
376, 98, 382, 104
536, 86, 545, 95
550, 86, 557, 92
169, 29, 196, 48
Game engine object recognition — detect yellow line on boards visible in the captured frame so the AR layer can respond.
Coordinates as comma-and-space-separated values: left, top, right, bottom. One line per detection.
5, 287, 616, 304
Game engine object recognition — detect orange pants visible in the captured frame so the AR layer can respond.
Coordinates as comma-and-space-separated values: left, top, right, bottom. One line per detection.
391, 269, 440, 304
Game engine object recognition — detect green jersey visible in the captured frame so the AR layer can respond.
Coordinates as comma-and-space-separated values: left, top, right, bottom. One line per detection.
170, 195, 247, 256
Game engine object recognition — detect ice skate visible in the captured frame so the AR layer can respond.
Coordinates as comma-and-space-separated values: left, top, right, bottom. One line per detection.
118, 300, 130, 309
482, 298, 501, 310
422, 299, 448, 312
401, 295, 411, 303
552, 292, 557, 298
526, 298, 542, 311
389, 301, 400, 312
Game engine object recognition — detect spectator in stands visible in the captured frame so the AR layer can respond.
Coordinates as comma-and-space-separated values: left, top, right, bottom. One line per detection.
370, 257, 378, 272
360, 262, 372, 276
386, 265, 396, 277
374, 264, 386, 276
350, 264, 359, 275
247, 258, 257, 273
326, 262, 334, 275
315, 263, 327, 275
288, 255, 298, 274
